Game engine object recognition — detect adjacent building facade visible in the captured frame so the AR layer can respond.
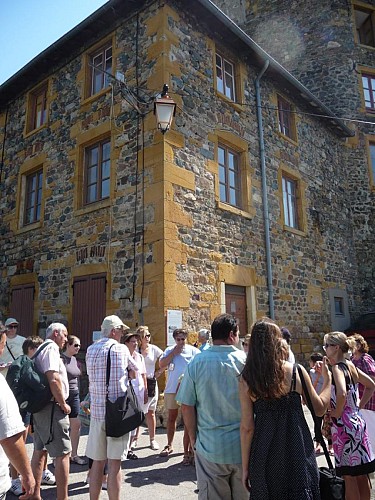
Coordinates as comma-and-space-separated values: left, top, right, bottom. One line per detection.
0, 0, 371, 358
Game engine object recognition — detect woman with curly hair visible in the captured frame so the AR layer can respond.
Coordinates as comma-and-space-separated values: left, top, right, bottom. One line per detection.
324, 331, 375, 500
239, 318, 331, 499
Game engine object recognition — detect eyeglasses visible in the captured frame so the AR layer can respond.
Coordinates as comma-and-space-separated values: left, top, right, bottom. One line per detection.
145, 334, 151, 338
8, 325, 18, 329
242, 342, 248, 347
73, 343, 81, 348
175, 338, 186, 342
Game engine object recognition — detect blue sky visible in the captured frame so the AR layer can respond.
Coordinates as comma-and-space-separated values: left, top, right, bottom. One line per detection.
0, 0, 109, 85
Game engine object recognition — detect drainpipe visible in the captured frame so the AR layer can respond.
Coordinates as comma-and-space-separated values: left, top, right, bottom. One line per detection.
255, 60, 275, 320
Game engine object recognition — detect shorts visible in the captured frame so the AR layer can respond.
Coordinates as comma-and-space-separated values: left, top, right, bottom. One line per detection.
66, 391, 80, 418
33, 402, 72, 457
164, 392, 178, 411
144, 384, 159, 412
86, 418, 130, 461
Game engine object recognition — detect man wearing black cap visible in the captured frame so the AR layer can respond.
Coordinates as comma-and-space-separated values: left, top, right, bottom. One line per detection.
0, 318, 26, 378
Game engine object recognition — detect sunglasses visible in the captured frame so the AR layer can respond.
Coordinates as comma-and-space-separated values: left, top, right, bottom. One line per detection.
175, 338, 186, 341
73, 343, 81, 348
8, 325, 18, 329
145, 334, 151, 338
323, 343, 336, 350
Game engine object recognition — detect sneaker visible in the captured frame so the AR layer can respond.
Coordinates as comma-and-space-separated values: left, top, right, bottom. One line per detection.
130, 440, 137, 450
150, 440, 159, 450
9, 478, 23, 496
42, 469, 56, 485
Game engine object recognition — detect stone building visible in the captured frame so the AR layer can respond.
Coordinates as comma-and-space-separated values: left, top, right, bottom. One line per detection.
0, 0, 368, 359
215, 0, 375, 320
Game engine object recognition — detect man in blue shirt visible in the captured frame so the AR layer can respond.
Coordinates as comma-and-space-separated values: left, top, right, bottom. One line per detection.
177, 314, 248, 500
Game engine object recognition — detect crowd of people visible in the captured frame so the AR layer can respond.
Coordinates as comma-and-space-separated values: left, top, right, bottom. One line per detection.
0, 313, 375, 499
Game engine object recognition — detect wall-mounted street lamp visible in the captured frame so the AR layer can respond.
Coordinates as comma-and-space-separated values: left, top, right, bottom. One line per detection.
154, 84, 176, 134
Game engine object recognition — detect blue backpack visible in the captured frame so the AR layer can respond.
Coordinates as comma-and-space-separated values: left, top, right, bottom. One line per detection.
6, 341, 53, 413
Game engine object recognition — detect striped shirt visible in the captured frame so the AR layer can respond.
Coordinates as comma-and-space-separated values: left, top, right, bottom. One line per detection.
86, 337, 138, 420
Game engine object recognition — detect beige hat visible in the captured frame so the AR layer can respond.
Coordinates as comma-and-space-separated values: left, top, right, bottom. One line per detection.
5, 318, 19, 327
101, 315, 129, 332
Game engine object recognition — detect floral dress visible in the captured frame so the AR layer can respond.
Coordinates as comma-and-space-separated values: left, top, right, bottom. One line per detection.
330, 362, 375, 476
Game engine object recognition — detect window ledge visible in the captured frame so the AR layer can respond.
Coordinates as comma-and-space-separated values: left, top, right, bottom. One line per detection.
74, 198, 111, 216
16, 221, 42, 234
283, 224, 306, 237
81, 87, 111, 108
277, 131, 298, 146
217, 201, 255, 219
24, 123, 48, 139
357, 42, 375, 51
215, 91, 244, 113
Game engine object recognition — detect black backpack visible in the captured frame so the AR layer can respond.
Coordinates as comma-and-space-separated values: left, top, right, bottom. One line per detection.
6, 341, 53, 413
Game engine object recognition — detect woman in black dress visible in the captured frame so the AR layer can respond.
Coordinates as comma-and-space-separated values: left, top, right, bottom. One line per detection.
239, 318, 331, 499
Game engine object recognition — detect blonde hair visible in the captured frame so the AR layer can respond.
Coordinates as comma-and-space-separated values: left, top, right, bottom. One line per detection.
323, 331, 350, 353
136, 326, 150, 340
350, 333, 369, 354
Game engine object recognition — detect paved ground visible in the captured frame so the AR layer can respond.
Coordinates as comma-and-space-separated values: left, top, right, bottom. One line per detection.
6, 408, 375, 499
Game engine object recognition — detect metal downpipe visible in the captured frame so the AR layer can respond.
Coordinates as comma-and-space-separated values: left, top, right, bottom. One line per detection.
255, 60, 275, 319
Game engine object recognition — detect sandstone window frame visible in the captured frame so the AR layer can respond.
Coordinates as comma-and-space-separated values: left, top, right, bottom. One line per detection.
353, 2, 375, 48
278, 164, 307, 236
218, 143, 241, 208
208, 130, 255, 219
277, 94, 298, 144
365, 135, 375, 189
84, 137, 111, 205
24, 169, 43, 226
25, 80, 49, 136
211, 41, 245, 112
81, 36, 114, 102
361, 72, 375, 112
16, 154, 47, 233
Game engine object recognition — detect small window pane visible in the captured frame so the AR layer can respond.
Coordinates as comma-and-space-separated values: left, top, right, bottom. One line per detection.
219, 184, 226, 202
102, 160, 110, 180
87, 185, 97, 203
102, 179, 110, 198
88, 166, 97, 184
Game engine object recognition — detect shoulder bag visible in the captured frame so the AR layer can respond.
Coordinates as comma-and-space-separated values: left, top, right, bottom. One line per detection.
297, 365, 345, 500
105, 344, 145, 438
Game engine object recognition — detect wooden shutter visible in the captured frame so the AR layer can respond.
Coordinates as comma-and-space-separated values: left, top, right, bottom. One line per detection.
10, 284, 35, 337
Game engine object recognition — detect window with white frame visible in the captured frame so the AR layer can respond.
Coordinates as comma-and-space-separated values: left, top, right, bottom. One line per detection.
282, 175, 299, 229
90, 43, 112, 96
362, 74, 375, 111
216, 53, 236, 101
218, 144, 241, 208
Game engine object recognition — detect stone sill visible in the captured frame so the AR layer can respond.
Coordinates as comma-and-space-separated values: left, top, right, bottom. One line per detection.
80, 87, 111, 109
283, 224, 306, 237
277, 131, 298, 147
24, 123, 48, 139
215, 90, 244, 113
217, 201, 255, 219
15, 221, 43, 234
74, 199, 111, 217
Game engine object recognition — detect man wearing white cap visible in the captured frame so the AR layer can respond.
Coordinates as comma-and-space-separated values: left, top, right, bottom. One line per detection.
0, 318, 26, 377
85, 315, 139, 500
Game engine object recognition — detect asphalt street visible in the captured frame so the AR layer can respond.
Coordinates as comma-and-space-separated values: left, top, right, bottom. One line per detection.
6, 408, 375, 499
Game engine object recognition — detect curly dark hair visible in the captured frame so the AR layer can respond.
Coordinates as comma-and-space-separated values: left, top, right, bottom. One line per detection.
241, 317, 285, 400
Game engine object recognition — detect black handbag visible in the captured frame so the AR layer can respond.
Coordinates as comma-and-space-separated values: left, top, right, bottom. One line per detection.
147, 377, 157, 398
105, 344, 145, 438
297, 365, 345, 500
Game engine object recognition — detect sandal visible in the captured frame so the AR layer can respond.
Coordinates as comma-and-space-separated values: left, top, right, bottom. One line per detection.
160, 445, 173, 457
127, 451, 138, 460
182, 454, 190, 466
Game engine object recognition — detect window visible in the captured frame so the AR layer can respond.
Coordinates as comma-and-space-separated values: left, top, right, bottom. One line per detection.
334, 297, 344, 316
216, 53, 236, 101
24, 170, 43, 225
362, 74, 375, 111
277, 95, 296, 141
367, 139, 375, 186
354, 6, 375, 47
218, 144, 241, 208
90, 43, 112, 96
84, 139, 111, 205
282, 176, 298, 229
27, 84, 48, 132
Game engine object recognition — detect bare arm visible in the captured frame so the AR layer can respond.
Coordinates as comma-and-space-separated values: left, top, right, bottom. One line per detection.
355, 367, 375, 409
46, 371, 70, 414
159, 345, 181, 370
330, 365, 346, 418
299, 359, 331, 417
142, 373, 148, 404
181, 404, 197, 449
1, 432, 36, 498
239, 377, 254, 493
